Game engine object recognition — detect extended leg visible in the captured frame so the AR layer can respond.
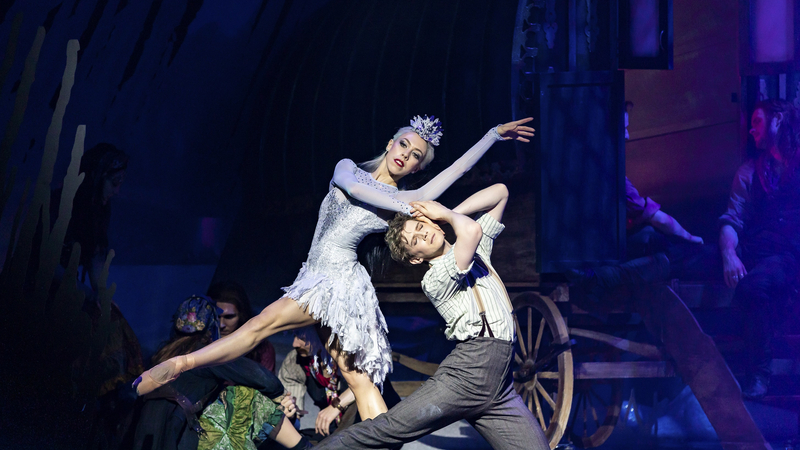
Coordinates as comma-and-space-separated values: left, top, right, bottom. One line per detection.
135, 297, 317, 395
468, 384, 548, 450
315, 375, 473, 449
329, 349, 388, 420
735, 253, 797, 399
316, 340, 501, 449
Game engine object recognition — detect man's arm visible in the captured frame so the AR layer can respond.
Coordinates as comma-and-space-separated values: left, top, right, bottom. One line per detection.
720, 224, 747, 288
451, 183, 509, 222
315, 388, 355, 436
718, 162, 753, 288
650, 210, 703, 244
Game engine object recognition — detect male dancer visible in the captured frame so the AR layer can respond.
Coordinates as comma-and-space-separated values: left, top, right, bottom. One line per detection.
316, 183, 549, 450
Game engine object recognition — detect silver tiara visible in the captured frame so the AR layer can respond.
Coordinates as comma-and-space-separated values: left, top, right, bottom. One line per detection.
410, 115, 443, 146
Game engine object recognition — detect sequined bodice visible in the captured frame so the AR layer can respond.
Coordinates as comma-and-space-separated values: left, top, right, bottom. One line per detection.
304, 167, 395, 268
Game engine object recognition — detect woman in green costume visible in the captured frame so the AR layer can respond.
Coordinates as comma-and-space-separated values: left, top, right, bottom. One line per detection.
129, 295, 311, 450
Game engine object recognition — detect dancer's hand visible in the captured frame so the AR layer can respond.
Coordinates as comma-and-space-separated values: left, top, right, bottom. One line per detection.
683, 234, 704, 244
410, 207, 444, 233
496, 117, 535, 142
316, 405, 341, 436
281, 394, 299, 420
410, 200, 452, 223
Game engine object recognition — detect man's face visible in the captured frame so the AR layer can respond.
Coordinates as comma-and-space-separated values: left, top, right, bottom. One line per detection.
217, 302, 240, 337
750, 108, 779, 150
293, 335, 313, 357
401, 219, 445, 264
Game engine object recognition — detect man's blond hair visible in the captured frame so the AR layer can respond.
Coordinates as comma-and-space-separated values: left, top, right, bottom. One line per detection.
384, 213, 415, 265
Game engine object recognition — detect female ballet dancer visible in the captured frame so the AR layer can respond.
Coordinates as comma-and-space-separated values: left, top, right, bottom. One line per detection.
134, 115, 534, 420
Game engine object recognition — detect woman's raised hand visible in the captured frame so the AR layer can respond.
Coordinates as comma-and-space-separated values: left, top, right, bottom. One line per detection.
410, 200, 452, 223
410, 207, 444, 233
496, 117, 535, 142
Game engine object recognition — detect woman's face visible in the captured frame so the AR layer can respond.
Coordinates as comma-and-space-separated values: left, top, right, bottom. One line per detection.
384, 132, 428, 179
101, 170, 125, 205
217, 301, 241, 337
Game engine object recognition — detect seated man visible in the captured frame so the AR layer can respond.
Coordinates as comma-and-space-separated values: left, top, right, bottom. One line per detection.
278, 326, 355, 440
625, 177, 704, 258
571, 99, 800, 400
717, 98, 800, 399
315, 184, 549, 450
278, 327, 400, 442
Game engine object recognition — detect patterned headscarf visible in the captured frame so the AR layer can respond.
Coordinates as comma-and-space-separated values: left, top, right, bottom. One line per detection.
172, 295, 222, 341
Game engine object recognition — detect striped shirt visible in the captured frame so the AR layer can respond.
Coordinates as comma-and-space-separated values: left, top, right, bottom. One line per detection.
277, 349, 309, 411
421, 214, 515, 342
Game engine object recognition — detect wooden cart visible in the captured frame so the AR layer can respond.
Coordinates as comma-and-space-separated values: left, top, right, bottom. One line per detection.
391, 283, 772, 450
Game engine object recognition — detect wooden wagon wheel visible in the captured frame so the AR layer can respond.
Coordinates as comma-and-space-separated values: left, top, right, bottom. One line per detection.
568, 378, 623, 448
512, 292, 574, 449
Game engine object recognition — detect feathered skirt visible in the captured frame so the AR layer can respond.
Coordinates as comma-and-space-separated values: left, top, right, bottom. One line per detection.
282, 256, 392, 388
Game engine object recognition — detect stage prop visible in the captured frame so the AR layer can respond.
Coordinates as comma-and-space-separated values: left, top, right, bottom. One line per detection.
506, 0, 773, 448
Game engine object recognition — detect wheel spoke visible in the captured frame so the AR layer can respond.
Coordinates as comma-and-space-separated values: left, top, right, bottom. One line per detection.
590, 388, 609, 407
532, 318, 545, 363
535, 380, 556, 409
532, 386, 546, 430
527, 307, 533, 354
514, 352, 523, 365
537, 371, 559, 379
514, 315, 528, 359
591, 404, 600, 429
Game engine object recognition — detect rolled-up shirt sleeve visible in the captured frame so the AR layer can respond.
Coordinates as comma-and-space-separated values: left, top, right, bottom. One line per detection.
475, 213, 505, 263
625, 177, 661, 229
422, 246, 472, 304
718, 161, 754, 234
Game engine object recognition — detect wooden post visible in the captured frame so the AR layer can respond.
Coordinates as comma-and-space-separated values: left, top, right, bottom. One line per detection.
633, 285, 772, 450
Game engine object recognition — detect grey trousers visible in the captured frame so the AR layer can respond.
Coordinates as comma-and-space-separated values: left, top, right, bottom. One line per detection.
316, 337, 550, 450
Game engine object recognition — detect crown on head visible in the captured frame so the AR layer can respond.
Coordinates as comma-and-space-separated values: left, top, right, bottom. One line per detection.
410, 115, 443, 146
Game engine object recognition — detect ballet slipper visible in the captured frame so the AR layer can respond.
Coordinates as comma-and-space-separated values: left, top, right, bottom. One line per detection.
132, 354, 195, 395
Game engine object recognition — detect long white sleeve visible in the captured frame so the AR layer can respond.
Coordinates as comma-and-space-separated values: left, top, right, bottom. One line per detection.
331, 159, 412, 214
395, 127, 502, 203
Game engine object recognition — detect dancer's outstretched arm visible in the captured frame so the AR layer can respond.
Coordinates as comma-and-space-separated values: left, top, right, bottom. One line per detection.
329, 118, 532, 213
397, 117, 533, 203
331, 159, 442, 230
332, 159, 414, 214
